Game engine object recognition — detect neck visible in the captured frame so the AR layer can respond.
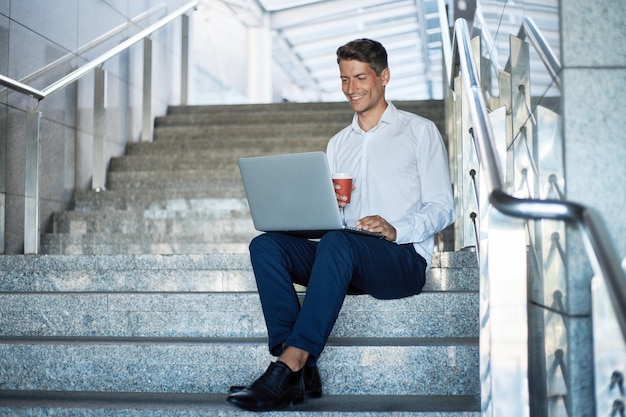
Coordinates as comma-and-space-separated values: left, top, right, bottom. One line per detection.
357, 100, 388, 132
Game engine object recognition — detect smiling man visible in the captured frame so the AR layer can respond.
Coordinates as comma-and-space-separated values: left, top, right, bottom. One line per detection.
226, 38, 455, 412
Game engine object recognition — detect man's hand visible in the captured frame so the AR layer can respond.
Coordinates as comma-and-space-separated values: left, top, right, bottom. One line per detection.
356, 215, 397, 242
335, 183, 356, 208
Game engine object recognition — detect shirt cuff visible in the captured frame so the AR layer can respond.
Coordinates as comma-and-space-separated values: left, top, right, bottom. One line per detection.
393, 221, 413, 244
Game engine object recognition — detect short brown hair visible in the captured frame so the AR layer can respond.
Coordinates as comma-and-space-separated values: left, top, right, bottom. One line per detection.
336, 39, 388, 76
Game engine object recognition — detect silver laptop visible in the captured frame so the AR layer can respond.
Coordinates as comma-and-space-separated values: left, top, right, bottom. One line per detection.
238, 152, 384, 239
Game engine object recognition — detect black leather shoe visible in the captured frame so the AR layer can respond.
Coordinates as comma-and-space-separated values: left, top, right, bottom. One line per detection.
229, 364, 322, 398
226, 361, 305, 411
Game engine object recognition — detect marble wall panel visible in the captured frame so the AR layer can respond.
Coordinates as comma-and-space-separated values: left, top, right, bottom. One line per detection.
0, 14, 7, 77
0, 0, 8, 17
77, 0, 127, 67
561, 0, 626, 67
563, 69, 626, 259
11, 0, 78, 52
7, 21, 71, 86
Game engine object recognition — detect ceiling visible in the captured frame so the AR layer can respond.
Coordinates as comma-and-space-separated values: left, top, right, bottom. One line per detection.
205, 0, 559, 102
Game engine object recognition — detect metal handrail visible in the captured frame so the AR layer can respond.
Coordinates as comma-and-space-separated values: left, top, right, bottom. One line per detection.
438, 1, 562, 95
437, 0, 453, 87
474, 1, 502, 80
0, 74, 44, 99
14, 3, 168, 90
505, 16, 562, 90
451, 18, 626, 339
0, 1, 197, 101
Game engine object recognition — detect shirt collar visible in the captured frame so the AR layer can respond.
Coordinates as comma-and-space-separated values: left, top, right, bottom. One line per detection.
350, 101, 398, 133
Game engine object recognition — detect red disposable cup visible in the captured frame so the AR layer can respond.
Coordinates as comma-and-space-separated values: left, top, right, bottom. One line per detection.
332, 173, 353, 203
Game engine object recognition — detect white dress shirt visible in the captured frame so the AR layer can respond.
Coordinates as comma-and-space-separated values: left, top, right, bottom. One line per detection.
326, 101, 455, 268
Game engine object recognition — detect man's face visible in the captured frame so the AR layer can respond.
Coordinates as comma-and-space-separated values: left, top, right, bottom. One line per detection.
339, 59, 389, 114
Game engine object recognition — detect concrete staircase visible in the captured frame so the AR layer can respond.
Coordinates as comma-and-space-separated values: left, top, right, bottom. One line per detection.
0, 101, 480, 415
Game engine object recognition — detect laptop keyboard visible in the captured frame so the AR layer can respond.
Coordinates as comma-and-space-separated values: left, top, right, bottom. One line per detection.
343, 226, 386, 239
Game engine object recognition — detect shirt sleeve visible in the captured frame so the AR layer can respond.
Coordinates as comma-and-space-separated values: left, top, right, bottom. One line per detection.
392, 121, 455, 245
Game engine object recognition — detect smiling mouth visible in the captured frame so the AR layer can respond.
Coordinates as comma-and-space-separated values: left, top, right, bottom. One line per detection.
348, 94, 365, 102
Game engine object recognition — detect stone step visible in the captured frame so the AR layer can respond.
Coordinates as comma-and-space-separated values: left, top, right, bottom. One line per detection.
109, 145, 324, 172
155, 109, 354, 127
128, 135, 329, 152
0, 291, 477, 339
156, 101, 446, 139
167, 101, 354, 114
0, 338, 478, 396
154, 107, 444, 128
111, 147, 326, 171
0, 391, 480, 416
40, 232, 255, 254
0, 252, 478, 293
105, 170, 244, 192
50, 210, 255, 235
73, 191, 248, 212
40, 231, 458, 255
153, 123, 346, 141
165, 100, 443, 116
73, 196, 250, 215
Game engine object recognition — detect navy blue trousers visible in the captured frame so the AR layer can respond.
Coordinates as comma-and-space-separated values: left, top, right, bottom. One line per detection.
249, 231, 427, 365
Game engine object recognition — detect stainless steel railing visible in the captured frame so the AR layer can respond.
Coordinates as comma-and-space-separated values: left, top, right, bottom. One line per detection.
8, 3, 168, 95
0, 1, 198, 254
440, 2, 626, 417
446, 2, 626, 350
506, 17, 562, 90
444, 10, 626, 339
0, 1, 196, 100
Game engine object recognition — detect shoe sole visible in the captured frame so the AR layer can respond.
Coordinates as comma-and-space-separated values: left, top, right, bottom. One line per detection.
229, 386, 322, 399
226, 394, 305, 412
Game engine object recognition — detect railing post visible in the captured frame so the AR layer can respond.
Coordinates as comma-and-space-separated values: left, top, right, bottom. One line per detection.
1, 115, 5, 253
510, 36, 533, 199
181, 14, 189, 105
141, 37, 153, 142
480, 209, 530, 417
92, 67, 107, 191
454, 74, 479, 251
24, 107, 42, 254
0, 192, 4, 254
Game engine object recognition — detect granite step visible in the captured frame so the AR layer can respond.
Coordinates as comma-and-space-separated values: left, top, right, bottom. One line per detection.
73, 191, 248, 213
153, 123, 346, 141
50, 210, 255, 235
0, 289, 477, 339
39, 232, 255, 254
105, 170, 244, 191
72, 193, 248, 212
128, 135, 329, 152
110, 147, 326, 171
155, 109, 354, 126
0, 337, 478, 396
0, 391, 480, 416
154, 107, 443, 127
164, 100, 443, 115
166, 101, 355, 114
0, 251, 478, 294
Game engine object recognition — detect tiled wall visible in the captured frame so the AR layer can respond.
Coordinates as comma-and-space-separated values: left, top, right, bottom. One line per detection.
0, 0, 187, 253
560, 0, 626, 415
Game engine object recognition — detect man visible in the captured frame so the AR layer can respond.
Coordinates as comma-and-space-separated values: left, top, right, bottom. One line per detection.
226, 38, 454, 412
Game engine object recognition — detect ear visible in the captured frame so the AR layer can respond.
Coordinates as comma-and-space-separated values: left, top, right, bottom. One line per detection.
381, 67, 390, 86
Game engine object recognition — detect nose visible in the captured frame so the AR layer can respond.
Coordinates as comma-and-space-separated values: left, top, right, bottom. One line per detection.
344, 79, 356, 95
